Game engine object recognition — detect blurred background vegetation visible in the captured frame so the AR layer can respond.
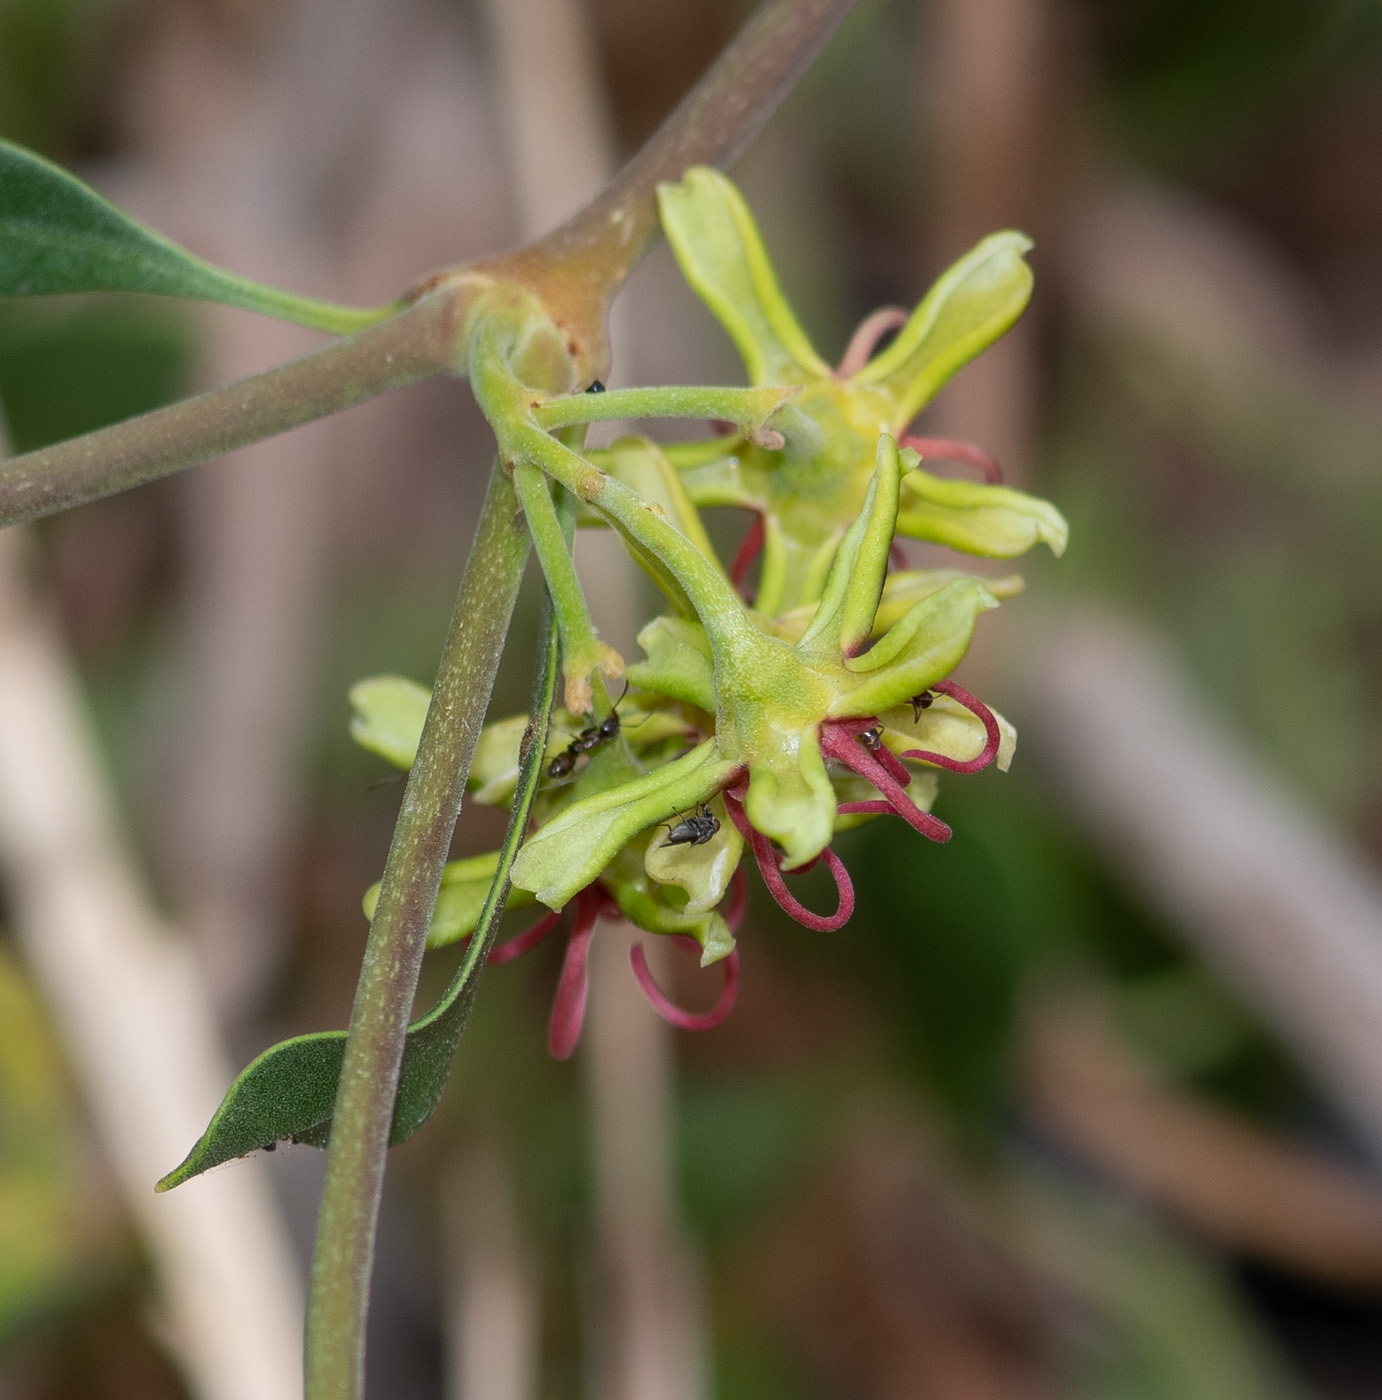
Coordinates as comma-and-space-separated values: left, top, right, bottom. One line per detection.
4, 0, 1382, 1397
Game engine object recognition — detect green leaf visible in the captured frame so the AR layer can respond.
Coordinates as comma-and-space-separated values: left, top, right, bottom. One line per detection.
0, 139, 399, 334
850, 231, 1034, 425
348, 675, 430, 768
157, 595, 560, 1190
658, 166, 830, 385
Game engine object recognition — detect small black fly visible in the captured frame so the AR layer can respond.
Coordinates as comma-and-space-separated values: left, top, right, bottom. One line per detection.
663, 805, 720, 847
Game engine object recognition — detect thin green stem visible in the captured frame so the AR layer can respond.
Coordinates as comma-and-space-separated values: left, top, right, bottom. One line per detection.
514, 458, 620, 711
0, 286, 473, 528
533, 383, 795, 434
304, 461, 529, 1399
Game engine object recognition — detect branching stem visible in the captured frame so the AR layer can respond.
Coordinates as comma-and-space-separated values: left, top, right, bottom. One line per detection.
0, 0, 855, 534
272, 3, 857, 1396
488, 0, 859, 368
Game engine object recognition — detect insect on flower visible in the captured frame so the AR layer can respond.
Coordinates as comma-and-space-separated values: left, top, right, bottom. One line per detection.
545, 686, 629, 780
663, 805, 720, 847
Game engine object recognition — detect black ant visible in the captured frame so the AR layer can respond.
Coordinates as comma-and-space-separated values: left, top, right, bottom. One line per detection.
546, 686, 626, 779
859, 724, 884, 751
547, 749, 578, 780
662, 804, 720, 847
908, 690, 935, 723
585, 379, 606, 393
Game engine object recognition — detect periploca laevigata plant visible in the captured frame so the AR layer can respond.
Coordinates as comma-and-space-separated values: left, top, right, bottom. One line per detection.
0, 1, 1065, 1393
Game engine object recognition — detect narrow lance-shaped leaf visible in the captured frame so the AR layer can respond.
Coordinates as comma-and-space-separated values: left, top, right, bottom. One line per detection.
156, 590, 561, 1189
0, 139, 400, 334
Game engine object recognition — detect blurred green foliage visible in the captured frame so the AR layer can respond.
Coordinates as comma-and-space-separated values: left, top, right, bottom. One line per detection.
0, 0, 106, 157
0, 299, 191, 453
1094, 0, 1382, 176
0, 943, 108, 1346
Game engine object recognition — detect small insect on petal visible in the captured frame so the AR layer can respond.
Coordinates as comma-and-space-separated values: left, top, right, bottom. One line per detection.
662, 804, 720, 847
834, 717, 912, 787
819, 723, 951, 843
899, 678, 1000, 775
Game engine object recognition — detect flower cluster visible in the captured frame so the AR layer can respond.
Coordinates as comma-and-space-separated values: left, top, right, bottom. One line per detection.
351, 168, 1066, 1058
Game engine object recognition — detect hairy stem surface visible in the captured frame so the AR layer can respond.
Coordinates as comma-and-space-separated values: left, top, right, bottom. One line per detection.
0, 289, 469, 528
304, 462, 528, 1399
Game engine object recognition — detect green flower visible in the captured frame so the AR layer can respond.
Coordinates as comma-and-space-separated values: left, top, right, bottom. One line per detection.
346, 169, 1067, 1055
510, 434, 1000, 912
655, 166, 1065, 615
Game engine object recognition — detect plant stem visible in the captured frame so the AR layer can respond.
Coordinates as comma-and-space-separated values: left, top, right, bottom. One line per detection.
0, 287, 473, 528
0, 1, 857, 528
303, 461, 529, 1399
483, 0, 859, 372
299, 5, 861, 1393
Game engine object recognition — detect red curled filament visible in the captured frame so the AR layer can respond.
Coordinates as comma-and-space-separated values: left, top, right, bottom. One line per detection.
899, 435, 1002, 484
487, 907, 562, 965
724, 783, 855, 931
547, 886, 605, 1060
630, 936, 740, 1031
820, 721, 951, 843
899, 678, 1000, 775
836, 307, 909, 378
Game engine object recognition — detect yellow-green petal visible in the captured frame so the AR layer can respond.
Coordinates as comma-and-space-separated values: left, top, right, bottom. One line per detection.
897, 466, 1068, 558
348, 675, 429, 769
511, 741, 739, 909
852, 231, 1034, 426
658, 166, 831, 385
